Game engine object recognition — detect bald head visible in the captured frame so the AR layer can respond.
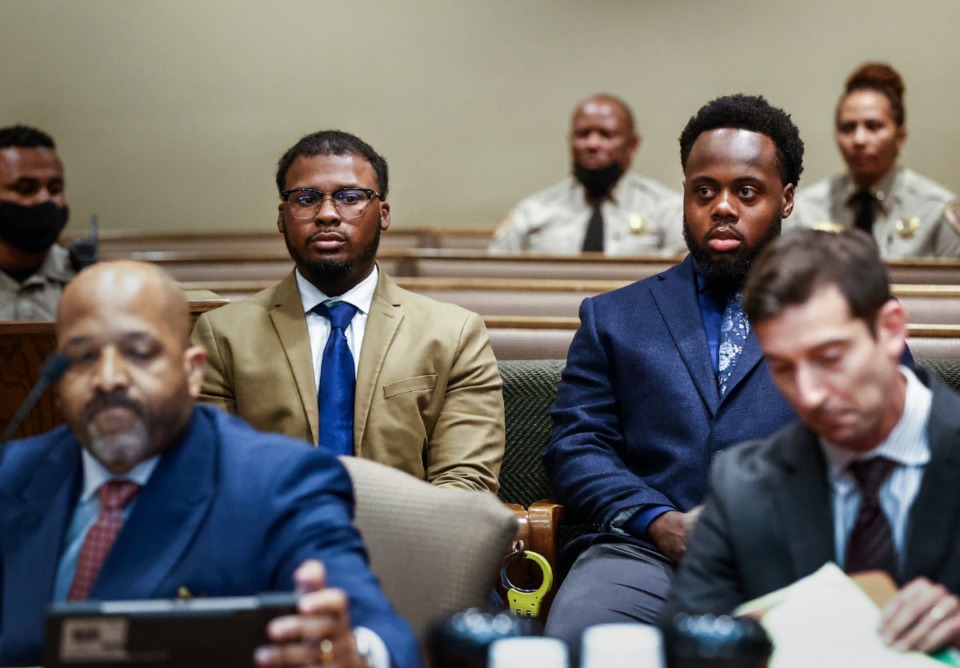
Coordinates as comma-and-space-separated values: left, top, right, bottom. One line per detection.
569, 94, 639, 198
56, 260, 206, 473
573, 94, 636, 135
58, 260, 192, 347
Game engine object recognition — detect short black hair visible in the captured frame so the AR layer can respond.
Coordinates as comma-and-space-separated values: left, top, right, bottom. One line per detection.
276, 130, 389, 199
0, 124, 56, 150
679, 94, 804, 188
743, 227, 892, 333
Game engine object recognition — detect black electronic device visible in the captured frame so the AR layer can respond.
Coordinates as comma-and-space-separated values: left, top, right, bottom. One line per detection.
43, 592, 298, 668
68, 214, 99, 272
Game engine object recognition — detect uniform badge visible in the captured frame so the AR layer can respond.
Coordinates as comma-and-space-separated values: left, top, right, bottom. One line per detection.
628, 214, 649, 235
896, 218, 921, 239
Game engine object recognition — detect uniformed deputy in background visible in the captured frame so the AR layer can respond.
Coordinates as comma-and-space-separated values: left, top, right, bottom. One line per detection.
0, 124, 74, 320
489, 94, 684, 256
791, 62, 960, 259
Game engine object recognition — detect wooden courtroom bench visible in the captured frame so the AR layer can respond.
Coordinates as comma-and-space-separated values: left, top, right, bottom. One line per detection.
0, 292, 228, 440
397, 249, 684, 281
175, 278, 960, 329
485, 319, 960, 362
886, 259, 960, 286
132, 248, 960, 288
87, 226, 496, 257
109, 249, 407, 283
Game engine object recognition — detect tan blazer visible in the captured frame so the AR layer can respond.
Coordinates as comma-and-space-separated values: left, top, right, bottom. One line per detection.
191, 269, 504, 492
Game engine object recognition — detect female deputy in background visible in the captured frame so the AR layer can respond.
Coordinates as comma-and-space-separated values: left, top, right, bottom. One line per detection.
791, 62, 960, 258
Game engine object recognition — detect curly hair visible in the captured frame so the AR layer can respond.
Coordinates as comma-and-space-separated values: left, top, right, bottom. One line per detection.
679, 94, 804, 188
0, 124, 56, 150
840, 62, 905, 126
276, 130, 389, 199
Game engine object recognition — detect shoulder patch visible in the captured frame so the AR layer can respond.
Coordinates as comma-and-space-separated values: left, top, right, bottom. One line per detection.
946, 200, 960, 234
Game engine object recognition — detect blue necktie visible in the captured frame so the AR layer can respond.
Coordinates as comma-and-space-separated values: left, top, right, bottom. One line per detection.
315, 301, 358, 456
717, 289, 749, 397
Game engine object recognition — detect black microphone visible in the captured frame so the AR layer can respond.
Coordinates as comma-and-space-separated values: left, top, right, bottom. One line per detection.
0, 351, 71, 448
68, 213, 99, 272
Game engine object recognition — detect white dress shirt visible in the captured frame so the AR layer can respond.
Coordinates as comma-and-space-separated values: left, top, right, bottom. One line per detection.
295, 266, 378, 391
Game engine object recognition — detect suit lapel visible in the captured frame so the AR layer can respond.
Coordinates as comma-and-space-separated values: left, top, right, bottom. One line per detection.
91, 410, 216, 600
354, 269, 403, 453
905, 378, 960, 579
268, 272, 320, 443
650, 257, 720, 412
1, 432, 80, 647
772, 425, 836, 578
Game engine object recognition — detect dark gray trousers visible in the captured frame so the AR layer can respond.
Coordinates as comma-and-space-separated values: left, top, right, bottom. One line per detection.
543, 542, 675, 660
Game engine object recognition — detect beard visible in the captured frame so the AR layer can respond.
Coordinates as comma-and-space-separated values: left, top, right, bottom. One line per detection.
283, 222, 381, 289
573, 162, 625, 199
81, 390, 153, 473
683, 213, 783, 292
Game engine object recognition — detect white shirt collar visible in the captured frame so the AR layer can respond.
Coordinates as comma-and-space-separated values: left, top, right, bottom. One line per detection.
79, 449, 160, 504
295, 265, 378, 316
821, 365, 932, 481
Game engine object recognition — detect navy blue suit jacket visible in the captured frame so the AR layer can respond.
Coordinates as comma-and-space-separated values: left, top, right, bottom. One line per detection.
0, 405, 418, 667
544, 256, 797, 558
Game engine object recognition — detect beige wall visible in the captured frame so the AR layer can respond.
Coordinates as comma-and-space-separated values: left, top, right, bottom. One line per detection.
3, 0, 959, 235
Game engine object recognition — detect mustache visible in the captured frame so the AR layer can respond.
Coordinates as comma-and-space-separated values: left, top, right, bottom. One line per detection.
307, 230, 347, 243
84, 391, 145, 422
705, 225, 745, 242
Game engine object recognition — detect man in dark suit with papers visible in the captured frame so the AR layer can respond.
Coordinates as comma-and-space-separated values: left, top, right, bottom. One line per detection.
665, 228, 960, 654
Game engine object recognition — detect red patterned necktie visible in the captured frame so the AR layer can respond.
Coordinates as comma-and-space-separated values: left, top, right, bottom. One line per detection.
844, 457, 898, 577
67, 480, 141, 602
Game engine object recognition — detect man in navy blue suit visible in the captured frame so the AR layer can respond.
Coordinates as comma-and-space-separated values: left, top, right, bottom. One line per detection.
543, 95, 805, 654
0, 260, 418, 667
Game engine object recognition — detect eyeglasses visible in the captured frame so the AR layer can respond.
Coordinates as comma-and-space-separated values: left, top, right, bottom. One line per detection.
280, 187, 383, 221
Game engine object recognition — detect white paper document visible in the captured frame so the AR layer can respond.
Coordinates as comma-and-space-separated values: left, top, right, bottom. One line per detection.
735, 563, 940, 668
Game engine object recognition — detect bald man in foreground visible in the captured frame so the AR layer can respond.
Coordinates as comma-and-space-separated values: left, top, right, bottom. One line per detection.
0, 261, 418, 667
490, 93, 682, 255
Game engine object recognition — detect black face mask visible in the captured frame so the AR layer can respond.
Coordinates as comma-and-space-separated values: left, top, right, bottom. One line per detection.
0, 201, 69, 254
573, 162, 625, 200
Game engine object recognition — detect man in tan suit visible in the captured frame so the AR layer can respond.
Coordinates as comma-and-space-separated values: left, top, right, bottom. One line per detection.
191, 130, 504, 492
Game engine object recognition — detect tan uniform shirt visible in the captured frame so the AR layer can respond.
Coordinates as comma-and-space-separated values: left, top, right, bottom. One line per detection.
790, 167, 960, 259
0, 245, 75, 320
490, 173, 684, 255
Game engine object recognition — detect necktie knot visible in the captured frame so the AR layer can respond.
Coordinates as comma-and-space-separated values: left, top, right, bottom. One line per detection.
316, 300, 358, 331
848, 456, 896, 499
97, 479, 140, 512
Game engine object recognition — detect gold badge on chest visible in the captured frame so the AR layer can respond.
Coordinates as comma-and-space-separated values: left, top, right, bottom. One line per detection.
896, 218, 921, 239
628, 214, 649, 235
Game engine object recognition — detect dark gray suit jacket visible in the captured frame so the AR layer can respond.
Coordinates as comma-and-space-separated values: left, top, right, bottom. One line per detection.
663, 371, 960, 621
